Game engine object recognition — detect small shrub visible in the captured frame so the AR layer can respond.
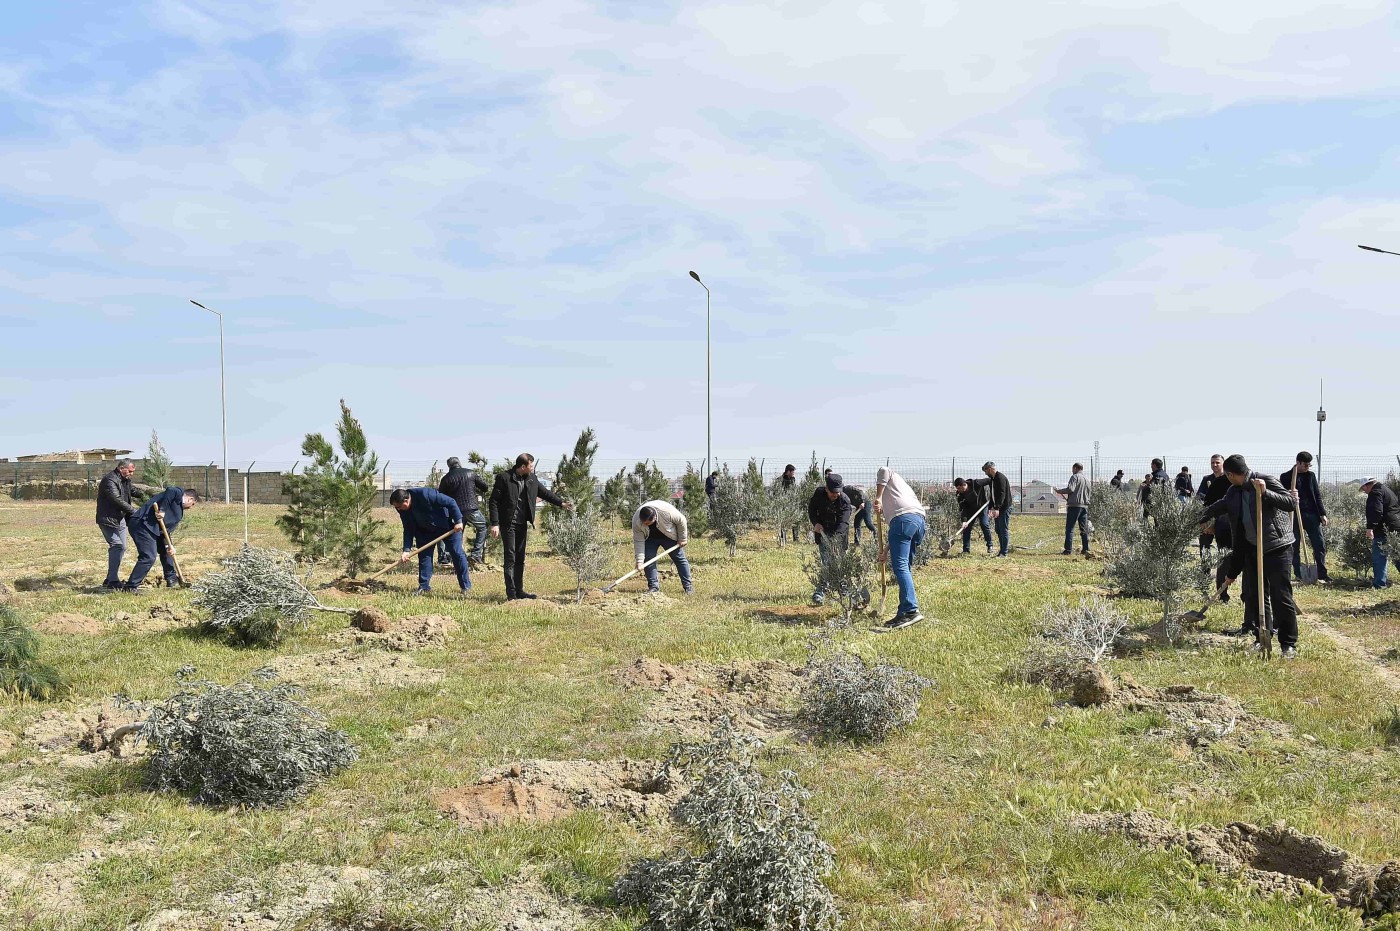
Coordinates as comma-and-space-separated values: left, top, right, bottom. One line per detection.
766, 480, 806, 547
708, 469, 753, 557
137, 667, 358, 807
192, 545, 349, 646
0, 607, 68, 700
799, 649, 932, 742
1322, 483, 1371, 578
1102, 492, 1210, 629
680, 464, 711, 538
802, 537, 875, 624
915, 485, 961, 565
545, 510, 612, 602
1020, 595, 1128, 687
613, 720, 841, 931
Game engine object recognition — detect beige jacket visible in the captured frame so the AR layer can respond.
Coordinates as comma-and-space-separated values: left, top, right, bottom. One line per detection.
632, 499, 689, 564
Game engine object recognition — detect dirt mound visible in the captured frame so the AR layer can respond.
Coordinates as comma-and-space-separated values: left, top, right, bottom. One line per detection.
435, 759, 679, 829
329, 577, 389, 594
271, 646, 442, 691
351, 606, 390, 633
621, 656, 803, 740
592, 591, 677, 618
1069, 665, 1115, 707
333, 613, 453, 652
36, 613, 102, 635
102, 606, 189, 634
1113, 681, 1293, 748
22, 701, 145, 761
1074, 811, 1400, 916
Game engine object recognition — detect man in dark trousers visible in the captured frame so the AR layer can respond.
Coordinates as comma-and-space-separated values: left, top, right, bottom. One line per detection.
1174, 466, 1194, 506
1360, 477, 1400, 588
437, 456, 490, 571
1279, 451, 1330, 584
489, 453, 572, 600
808, 472, 853, 606
844, 484, 876, 544
391, 487, 468, 596
124, 486, 199, 592
954, 477, 993, 555
1140, 458, 1169, 511
1199, 454, 1299, 658
1055, 463, 1091, 556
1195, 453, 1234, 603
973, 462, 1013, 557
705, 471, 718, 512
96, 458, 138, 589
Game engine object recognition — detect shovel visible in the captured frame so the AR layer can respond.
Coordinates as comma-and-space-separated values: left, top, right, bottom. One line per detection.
367, 528, 460, 582
1289, 469, 1319, 586
939, 501, 989, 554
1256, 480, 1273, 659
875, 508, 888, 615
1176, 578, 1233, 628
603, 544, 681, 593
153, 507, 186, 587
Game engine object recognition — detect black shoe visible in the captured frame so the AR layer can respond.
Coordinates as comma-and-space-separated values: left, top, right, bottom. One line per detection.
884, 611, 925, 630
517, 592, 537, 600
1061, 550, 1072, 556
1225, 624, 1252, 637
121, 583, 143, 594
436, 560, 452, 569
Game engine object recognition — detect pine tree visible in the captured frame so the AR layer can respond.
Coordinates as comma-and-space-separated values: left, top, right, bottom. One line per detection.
142, 429, 173, 488
613, 461, 670, 522
709, 468, 751, 557
277, 400, 390, 578
551, 428, 599, 522
680, 465, 712, 538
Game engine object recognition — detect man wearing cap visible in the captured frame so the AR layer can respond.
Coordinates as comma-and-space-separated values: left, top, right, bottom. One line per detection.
954, 477, 993, 555
1110, 469, 1125, 490
808, 472, 853, 606
1055, 463, 1092, 556
1280, 452, 1330, 584
632, 500, 693, 595
873, 466, 927, 629
1361, 477, 1400, 588
972, 462, 1013, 557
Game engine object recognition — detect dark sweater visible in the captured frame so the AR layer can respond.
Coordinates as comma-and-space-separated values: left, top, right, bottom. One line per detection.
438, 467, 488, 513
1366, 484, 1400, 533
956, 487, 986, 521
96, 468, 136, 529
398, 487, 464, 550
972, 471, 1012, 512
807, 489, 852, 543
1279, 466, 1326, 518
1195, 473, 1230, 507
130, 487, 186, 537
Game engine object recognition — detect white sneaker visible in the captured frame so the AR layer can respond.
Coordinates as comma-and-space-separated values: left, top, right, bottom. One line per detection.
1281, 647, 1299, 660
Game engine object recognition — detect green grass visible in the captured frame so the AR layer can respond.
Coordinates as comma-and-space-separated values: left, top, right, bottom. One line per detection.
1, 500, 1399, 929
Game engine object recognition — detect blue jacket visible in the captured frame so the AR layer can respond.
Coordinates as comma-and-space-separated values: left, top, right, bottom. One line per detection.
130, 487, 186, 537
399, 487, 463, 549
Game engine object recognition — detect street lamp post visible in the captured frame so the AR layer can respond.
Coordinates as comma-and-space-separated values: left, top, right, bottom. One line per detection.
688, 271, 711, 473
1317, 379, 1326, 477
1358, 244, 1400, 257
189, 300, 230, 504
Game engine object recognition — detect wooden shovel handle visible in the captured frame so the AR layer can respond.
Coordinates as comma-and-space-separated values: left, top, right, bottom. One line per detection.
154, 509, 185, 586
368, 528, 459, 581
604, 544, 681, 592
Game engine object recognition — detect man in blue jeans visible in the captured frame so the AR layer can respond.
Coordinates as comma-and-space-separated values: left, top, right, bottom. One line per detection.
1361, 477, 1400, 588
973, 462, 1013, 557
391, 486, 469, 596
1055, 463, 1091, 555
632, 500, 693, 594
873, 466, 926, 630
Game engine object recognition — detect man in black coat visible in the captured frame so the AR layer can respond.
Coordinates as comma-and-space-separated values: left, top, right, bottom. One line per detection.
437, 456, 490, 570
844, 484, 876, 544
1194, 454, 1234, 602
1279, 451, 1330, 583
488, 453, 573, 600
972, 462, 1013, 557
807, 472, 854, 607
96, 459, 138, 589
1360, 477, 1400, 588
954, 477, 992, 555
1200, 454, 1299, 658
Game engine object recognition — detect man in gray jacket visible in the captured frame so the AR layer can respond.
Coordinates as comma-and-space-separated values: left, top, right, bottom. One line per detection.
96, 459, 138, 589
632, 500, 693, 594
1055, 463, 1091, 556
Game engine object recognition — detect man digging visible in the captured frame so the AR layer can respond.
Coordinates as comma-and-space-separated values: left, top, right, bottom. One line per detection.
873, 466, 926, 630
123, 486, 199, 592
631, 500, 693, 595
953, 477, 993, 555
808, 472, 853, 607
391, 486, 470, 597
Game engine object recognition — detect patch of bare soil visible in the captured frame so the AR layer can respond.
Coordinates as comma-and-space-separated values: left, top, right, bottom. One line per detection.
0, 813, 155, 917
434, 758, 680, 829
21, 701, 146, 765
11, 574, 80, 593
621, 656, 803, 740
1309, 616, 1400, 695
330, 613, 454, 652
592, 591, 678, 619
206, 861, 382, 929
271, 646, 442, 691
102, 605, 192, 634
1113, 680, 1293, 748
36, 613, 102, 635
1073, 810, 1400, 917
0, 776, 74, 834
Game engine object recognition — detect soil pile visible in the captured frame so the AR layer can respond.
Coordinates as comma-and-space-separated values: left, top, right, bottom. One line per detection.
271, 646, 442, 691
334, 613, 452, 651
1113, 681, 1293, 748
435, 758, 680, 829
1074, 811, 1400, 916
621, 656, 802, 739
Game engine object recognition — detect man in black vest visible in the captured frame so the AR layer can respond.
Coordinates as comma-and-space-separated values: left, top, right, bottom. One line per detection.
488, 453, 573, 600
437, 456, 490, 570
96, 459, 138, 589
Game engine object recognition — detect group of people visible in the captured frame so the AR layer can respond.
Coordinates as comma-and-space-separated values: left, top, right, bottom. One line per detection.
94, 459, 200, 591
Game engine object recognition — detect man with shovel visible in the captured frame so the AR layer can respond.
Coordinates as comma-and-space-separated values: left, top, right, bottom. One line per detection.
873, 466, 926, 629
808, 472, 854, 606
1279, 451, 1330, 584
123, 486, 199, 592
391, 487, 469, 596
1196, 453, 1234, 605
953, 477, 992, 555
632, 500, 693, 595
1360, 477, 1400, 588
1199, 455, 1299, 659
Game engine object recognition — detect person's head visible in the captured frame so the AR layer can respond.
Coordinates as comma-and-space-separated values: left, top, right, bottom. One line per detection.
1180, 465, 1190, 474
1210, 454, 1224, 476
116, 458, 135, 478
823, 467, 832, 476
1296, 451, 1313, 473
824, 473, 843, 500
709, 471, 718, 479
1072, 463, 1083, 474
1360, 477, 1380, 494
1151, 458, 1163, 471
446, 456, 461, 470
639, 505, 656, 527
783, 464, 796, 475
1222, 454, 1250, 486
182, 490, 200, 509
954, 477, 968, 490
1114, 469, 1124, 477
514, 453, 535, 475
390, 488, 413, 511
982, 461, 996, 476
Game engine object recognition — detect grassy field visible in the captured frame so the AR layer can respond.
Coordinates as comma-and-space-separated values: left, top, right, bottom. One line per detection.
2, 499, 1400, 930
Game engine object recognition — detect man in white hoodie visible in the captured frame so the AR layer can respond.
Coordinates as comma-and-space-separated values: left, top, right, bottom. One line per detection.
872, 466, 927, 630
632, 500, 693, 595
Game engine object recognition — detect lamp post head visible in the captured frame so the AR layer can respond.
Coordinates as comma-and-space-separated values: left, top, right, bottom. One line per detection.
1359, 244, 1400, 256
688, 270, 702, 283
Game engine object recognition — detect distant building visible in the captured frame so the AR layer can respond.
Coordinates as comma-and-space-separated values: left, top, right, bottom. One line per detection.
1022, 480, 1066, 514
1, 448, 133, 464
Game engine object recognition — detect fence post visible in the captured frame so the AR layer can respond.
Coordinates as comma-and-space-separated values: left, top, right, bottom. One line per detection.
50, 463, 55, 498
381, 462, 391, 507
243, 473, 250, 544
1019, 457, 1024, 514
952, 457, 956, 485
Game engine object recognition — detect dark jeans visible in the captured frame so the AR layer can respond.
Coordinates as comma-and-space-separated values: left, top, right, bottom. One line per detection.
417, 529, 470, 592
1233, 544, 1298, 649
127, 524, 177, 588
1064, 506, 1089, 553
1291, 511, 1329, 581
99, 521, 128, 584
501, 520, 531, 598
440, 509, 487, 563
993, 510, 1011, 556
644, 530, 693, 593
962, 510, 992, 553
853, 502, 876, 544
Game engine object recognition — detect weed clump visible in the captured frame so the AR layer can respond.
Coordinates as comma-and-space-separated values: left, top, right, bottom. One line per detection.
613, 720, 841, 931
799, 649, 931, 742
1020, 595, 1128, 688
0, 606, 68, 700
137, 667, 358, 807
192, 545, 346, 646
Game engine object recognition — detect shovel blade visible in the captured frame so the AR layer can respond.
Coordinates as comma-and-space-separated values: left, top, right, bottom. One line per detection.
1299, 564, 1319, 585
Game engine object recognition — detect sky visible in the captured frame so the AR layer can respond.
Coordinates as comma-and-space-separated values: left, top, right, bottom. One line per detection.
2, 0, 1399, 470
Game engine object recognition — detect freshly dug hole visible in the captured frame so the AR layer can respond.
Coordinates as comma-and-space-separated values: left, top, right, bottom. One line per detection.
434, 759, 680, 829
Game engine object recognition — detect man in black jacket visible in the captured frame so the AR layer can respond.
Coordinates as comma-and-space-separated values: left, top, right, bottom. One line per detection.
437, 457, 490, 570
972, 462, 1013, 557
808, 472, 853, 606
1174, 466, 1194, 505
1200, 454, 1299, 658
1360, 477, 1400, 588
1195, 454, 1233, 602
844, 484, 876, 544
96, 459, 138, 589
954, 477, 992, 555
488, 453, 573, 600
1279, 451, 1330, 583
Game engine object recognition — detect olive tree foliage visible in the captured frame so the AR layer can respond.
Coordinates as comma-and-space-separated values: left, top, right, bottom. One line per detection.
142, 429, 173, 489
277, 400, 390, 578
1102, 491, 1212, 629
914, 485, 962, 565
545, 510, 612, 602
425, 460, 443, 489
766, 477, 807, 547
803, 538, 876, 624
191, 545, 352, 646
0, 606, 68, 701
679, 465, 711, 537
134, 666, 358, 808
799, 647, 932, 743
1019, 595, 1130, 686
1323, 482, 1373, 578
1086, 481, 1138, 549
613, 720, 841, 931
708, 468, 753, 557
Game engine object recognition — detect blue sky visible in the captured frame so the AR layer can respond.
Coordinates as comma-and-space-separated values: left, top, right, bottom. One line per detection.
2, 0, 1399, 468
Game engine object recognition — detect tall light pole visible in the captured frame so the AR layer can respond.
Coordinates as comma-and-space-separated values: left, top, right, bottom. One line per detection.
688, 271, 711, 473
1317, 378, 1326, 476
190, 300, 230, 504
1359, 244, 1400, 257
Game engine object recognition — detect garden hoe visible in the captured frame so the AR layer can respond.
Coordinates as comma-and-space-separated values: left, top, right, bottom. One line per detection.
1256, 481, 1273, 659
602, 544, 681, 594
366, 528, 460, 583
1290, 469, 1319, 585
154, 506, 186, 587
939, 501, 989, 555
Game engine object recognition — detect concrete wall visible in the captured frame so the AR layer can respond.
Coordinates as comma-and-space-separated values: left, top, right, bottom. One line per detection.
1, 459, 295, 505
